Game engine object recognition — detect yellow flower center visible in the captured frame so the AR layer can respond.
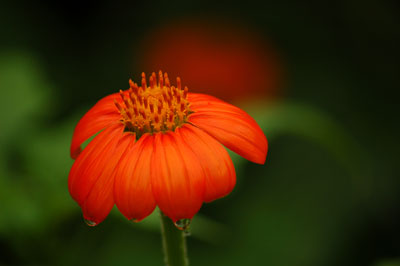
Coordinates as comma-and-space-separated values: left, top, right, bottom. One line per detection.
114, 71, 191, 137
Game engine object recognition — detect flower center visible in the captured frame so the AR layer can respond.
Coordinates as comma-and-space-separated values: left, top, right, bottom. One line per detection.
114, 71, 192, 138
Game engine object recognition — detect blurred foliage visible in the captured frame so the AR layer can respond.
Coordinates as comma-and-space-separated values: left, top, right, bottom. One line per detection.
375, 259, 400, 266
0, 51, 52, 235
0, 0, 399, 265
246, 100, 373, 200
0, 51, 50, 142
0, 62, 381, 265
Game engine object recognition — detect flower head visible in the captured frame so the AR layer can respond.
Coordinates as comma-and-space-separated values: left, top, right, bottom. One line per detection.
138, 18, 283, 102
69, 71, 268, 226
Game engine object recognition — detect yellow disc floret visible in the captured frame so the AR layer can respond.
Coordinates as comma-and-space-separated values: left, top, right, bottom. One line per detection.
114, 71, 191, 138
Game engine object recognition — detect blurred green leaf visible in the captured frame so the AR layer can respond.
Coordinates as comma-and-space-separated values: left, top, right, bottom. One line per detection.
239, 100, 373, 200
24, 115, 77, 226
0, 50, 53, 237
374, 259, 400, 266
0, 115, 75, 237
0, 50, 51, 143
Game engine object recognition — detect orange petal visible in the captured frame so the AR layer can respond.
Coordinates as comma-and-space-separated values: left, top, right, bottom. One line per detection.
151, 132, 205, 222
68, 123, 128, 225
186, 92, 224, 104
70, 93, 122, 159
188, 93, 268, 164
178, 124, 236, 202
114, 134, 156, 222
81, 134, 132, 225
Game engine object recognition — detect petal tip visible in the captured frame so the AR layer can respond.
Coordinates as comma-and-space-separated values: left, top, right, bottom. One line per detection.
84, 218, 99, 227
252, 137, 268, 165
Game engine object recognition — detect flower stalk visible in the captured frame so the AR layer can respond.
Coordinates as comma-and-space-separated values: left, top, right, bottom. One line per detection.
160, 211, 189, 266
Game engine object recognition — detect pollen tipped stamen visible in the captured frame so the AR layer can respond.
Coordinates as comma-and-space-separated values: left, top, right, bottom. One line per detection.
151, 72, 157, 88
115, 71, 192, 137
129, 79, 138, 94
162, 92, 168, 102
164, 73, 171, 87
159, 71, 164, 87
133, 106, 139, 116
140, 110, 146, 119
141, 72, 147, 89
130, 93, 136, 105
119, 90, 131, 109
126, 111, 133, 120
114, 100, 123, 112
119, 89, 125, 100
177, 77, 182, 90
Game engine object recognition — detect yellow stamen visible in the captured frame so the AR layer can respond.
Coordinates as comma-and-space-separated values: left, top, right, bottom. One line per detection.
115, 71, 192, 137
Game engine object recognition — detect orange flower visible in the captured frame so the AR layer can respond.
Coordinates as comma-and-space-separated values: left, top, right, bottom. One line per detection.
68, 72, 268, 226
137, 18, 283, 102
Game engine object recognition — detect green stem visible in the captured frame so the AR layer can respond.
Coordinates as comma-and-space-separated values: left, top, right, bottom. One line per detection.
160, 211, 189, 266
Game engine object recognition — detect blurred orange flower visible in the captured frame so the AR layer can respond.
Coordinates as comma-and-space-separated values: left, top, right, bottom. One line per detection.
68, 72, 268, 226
137, 18, 282, 102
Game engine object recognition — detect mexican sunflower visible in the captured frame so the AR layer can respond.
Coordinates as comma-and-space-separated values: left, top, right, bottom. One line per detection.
138, 19, 282, 102
68, 71, 268, 226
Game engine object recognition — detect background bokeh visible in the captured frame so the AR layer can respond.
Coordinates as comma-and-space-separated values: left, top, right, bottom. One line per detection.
1, 0, 399, 265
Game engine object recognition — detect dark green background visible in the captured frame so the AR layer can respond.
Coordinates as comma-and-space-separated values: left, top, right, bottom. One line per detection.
0, 0, 399, 265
